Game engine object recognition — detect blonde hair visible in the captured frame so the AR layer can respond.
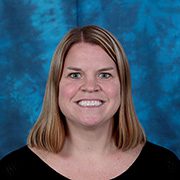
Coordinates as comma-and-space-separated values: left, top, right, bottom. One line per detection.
27, 25, 146, 152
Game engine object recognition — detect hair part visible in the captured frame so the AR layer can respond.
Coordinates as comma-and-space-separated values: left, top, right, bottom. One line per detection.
27, 25, 146, 152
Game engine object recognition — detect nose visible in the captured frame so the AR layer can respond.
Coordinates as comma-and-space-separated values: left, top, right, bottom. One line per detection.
81, 77, 101, 92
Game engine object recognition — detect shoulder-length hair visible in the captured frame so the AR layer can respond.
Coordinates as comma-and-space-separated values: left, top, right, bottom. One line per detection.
27, 25, 146, 152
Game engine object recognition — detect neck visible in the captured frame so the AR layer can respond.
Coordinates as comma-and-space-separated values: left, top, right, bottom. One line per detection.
61, 120, 117, 157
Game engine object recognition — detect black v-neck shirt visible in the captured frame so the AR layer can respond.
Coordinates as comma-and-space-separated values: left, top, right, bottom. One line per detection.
0, 141, 179, 179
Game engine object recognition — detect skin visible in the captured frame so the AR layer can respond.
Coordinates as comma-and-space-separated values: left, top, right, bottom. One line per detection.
59, 42, 121, 130
30, 42, 143, 180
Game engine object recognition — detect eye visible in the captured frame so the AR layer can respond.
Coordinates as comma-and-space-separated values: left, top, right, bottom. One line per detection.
68, 72, 81, 79
98, 73, 112, 79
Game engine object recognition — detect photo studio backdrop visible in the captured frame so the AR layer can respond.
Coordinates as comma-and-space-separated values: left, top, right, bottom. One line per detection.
0, 0, 179, 158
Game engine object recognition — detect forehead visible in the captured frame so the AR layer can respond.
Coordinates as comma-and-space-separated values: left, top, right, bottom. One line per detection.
64, 42, 117, 68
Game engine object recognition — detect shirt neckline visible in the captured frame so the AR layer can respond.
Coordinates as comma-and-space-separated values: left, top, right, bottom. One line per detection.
26, 141, 148, 179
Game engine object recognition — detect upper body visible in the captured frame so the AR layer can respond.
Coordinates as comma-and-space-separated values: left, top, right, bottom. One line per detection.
1, 25, 179, 179
0, 141, 179, 179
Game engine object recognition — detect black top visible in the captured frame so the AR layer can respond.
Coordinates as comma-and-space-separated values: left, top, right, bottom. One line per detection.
0, 141, 179, 179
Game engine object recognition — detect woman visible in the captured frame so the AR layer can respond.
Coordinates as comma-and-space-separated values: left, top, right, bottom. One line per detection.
0, 25, 179, 179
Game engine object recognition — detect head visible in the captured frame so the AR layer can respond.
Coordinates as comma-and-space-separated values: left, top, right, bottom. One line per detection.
27, 25, 146, 152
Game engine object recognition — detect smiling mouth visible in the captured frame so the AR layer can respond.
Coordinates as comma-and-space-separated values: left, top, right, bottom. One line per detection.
76, 100, 105, 107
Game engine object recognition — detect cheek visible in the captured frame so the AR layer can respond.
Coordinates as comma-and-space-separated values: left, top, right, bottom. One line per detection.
104, 81, 120, 99
59, 81, 79, 100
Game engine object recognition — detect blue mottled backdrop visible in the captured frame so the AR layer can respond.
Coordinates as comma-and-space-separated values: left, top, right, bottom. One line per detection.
0, 0, 179, 158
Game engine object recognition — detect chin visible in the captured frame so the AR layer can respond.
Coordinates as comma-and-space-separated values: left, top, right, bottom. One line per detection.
78, 117, 108, 128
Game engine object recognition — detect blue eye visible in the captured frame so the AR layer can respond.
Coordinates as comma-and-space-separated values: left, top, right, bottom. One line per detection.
69, 72, 81, 79
99, 73, 112, 79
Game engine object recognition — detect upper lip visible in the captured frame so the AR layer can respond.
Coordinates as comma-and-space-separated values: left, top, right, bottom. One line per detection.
75, 99, 106, 103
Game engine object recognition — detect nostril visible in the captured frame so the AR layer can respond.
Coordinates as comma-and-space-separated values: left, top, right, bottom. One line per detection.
81, 84, 101, 92
80, 80, 101, 92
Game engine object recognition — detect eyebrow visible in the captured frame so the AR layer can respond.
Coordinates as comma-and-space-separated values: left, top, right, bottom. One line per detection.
98, 67, 114, 71
66, 67, 114, 71
67, 67, 82, 71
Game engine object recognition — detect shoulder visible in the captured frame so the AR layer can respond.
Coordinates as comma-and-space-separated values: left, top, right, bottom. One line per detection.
143, 141, 179, 160
1, 145, 30, 162
139, 141, 179, 176
0, 145, 32, 176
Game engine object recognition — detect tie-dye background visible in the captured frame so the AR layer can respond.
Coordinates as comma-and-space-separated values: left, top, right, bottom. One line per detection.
0, 0, 179, 158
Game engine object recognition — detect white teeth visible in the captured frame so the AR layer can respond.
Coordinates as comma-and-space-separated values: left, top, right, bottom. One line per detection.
78, 100, 103, 107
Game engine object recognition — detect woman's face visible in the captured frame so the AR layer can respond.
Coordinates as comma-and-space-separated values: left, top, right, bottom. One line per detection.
58, 42, 120, 128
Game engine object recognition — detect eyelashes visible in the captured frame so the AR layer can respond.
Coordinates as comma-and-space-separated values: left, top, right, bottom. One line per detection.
68, 72, 81, 79
67, 72, 112, 79
98, 73, 112, 79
